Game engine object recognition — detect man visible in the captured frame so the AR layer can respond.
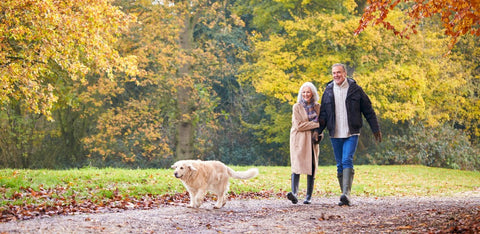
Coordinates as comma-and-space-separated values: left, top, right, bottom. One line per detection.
316, 63, 382, 206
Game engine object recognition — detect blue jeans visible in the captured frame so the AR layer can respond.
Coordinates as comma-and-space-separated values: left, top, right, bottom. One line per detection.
330, 135, 359, 174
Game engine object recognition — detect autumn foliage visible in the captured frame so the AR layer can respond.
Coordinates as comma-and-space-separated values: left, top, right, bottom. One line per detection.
0, 0, 136, 119
0, 0, 479, 169
355, 0, 480, 48
0, 186, 280, 222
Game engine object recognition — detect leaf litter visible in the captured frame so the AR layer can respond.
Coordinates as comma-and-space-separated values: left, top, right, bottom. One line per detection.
0, 188, 479, 233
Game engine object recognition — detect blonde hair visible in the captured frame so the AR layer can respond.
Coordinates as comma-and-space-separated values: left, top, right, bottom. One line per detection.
296, 82, 319, 103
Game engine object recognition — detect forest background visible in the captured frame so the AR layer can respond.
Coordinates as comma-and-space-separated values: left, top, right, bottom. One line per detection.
1, 0, 479, 171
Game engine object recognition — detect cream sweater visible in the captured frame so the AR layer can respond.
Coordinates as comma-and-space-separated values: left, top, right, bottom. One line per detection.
333, 79, 358, 138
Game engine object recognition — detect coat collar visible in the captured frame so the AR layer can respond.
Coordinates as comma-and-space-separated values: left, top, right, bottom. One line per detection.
326, 78, 359, 98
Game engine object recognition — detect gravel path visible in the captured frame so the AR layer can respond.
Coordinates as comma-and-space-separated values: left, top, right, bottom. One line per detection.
1, 193, 479, 233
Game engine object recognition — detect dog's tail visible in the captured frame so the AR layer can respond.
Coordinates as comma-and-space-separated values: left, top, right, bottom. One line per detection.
227, 167, 259, 180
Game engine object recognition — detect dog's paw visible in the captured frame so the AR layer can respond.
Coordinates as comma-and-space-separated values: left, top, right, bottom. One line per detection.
214, 201, 226, 209
188, 203, 202, 208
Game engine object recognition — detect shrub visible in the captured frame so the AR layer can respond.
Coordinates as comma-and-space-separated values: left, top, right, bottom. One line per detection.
369, 123, 480, 171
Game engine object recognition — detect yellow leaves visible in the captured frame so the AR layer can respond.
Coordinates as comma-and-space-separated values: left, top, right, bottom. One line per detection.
242, 11, 366, 105
358, 45, 471, 127
360, 66, 423, 122
343, 0, 358, 14
230, 14, 245, 27
83, 97, 174, 163
0, 0, 137, 120
241, 35, 301, 103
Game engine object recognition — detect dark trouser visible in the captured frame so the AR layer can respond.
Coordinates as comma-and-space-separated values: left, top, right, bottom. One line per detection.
304, 148, 315, 204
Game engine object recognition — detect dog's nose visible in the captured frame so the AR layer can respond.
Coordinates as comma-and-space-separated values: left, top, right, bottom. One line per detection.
174, 172, 179, 178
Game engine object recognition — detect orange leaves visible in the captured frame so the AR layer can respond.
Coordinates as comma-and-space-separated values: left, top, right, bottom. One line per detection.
355, 0, 480, 49
82, 98, 173, 163
0, 189, 285, 222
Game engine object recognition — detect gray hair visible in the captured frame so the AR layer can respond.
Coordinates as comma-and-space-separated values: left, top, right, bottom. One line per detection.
296, 82, 319, 103
332, 63, 347, 72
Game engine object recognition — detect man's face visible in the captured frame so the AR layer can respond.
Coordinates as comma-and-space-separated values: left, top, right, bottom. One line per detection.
332, 65, 346, 85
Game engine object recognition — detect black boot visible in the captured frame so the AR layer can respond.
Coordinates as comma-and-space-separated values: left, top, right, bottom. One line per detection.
287, 173, 299, 204
303, 175, 314, 204
337, 173, 344, 206
340, 168, 354, 206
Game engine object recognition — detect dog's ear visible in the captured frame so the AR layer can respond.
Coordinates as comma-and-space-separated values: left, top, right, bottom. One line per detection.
187, 163, 197, 171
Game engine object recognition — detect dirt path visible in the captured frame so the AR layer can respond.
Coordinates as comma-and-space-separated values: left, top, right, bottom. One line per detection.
1, 194, 479, 233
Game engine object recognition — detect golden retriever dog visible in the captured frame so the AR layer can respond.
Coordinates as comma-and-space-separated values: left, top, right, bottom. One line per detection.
171, 160, 259, 209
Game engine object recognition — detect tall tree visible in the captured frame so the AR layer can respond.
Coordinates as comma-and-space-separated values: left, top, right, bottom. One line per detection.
84, 0, 235, 165
0, 0, 137, 168
166, 0, 237, 160
0, 0, 137, 120
174, 0, 201, 160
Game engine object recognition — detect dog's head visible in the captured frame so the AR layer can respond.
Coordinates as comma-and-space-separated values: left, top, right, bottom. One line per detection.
171, 160, 197, 179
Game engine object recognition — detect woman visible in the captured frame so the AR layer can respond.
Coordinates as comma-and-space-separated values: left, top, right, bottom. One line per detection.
287, 82, 323, 204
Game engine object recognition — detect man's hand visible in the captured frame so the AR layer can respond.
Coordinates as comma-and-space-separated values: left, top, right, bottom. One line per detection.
374, 131, 382, 142
312, 131, 319, 144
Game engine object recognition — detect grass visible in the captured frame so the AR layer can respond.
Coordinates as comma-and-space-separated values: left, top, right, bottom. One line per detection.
0, 165, 479, 208
241, 165, 480, 197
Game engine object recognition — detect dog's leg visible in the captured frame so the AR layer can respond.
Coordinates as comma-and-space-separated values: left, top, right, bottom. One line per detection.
214, 192, 223, 209
192, 189, 206, 208
187, 196, 195, 208
186, 188, 197, 208
214, 192, 227, 209
214, 183, 229, 209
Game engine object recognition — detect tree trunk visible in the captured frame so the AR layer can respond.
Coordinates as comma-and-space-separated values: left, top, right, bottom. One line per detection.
175, 13, 197, 161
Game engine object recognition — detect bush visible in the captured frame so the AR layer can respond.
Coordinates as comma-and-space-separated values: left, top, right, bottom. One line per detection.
368, 123, 480, 171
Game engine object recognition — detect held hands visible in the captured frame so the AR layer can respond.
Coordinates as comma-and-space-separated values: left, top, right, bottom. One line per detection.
374, 131, 382, 142
312, 131, 319, 142
312, 130, 322, 144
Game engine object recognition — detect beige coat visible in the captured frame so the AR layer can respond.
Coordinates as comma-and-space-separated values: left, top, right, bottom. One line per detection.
289, 103, 322, 175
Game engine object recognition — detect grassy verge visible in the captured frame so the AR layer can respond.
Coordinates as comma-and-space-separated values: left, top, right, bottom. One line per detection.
0, 165, 479, 209
239, 165, 480, 197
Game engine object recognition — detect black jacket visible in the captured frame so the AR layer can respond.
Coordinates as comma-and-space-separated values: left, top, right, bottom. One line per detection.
317, 78, 380, 137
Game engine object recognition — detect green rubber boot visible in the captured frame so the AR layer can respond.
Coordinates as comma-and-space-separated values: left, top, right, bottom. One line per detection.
340, 168, 354, 206
304, 175, 314, 204
287, 173, 300, 204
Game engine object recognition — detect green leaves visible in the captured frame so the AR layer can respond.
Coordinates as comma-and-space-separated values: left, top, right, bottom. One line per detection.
371, 124, 480, 170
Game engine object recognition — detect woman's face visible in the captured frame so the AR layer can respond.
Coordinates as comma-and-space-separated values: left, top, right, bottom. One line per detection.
302, 86, 313, 103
